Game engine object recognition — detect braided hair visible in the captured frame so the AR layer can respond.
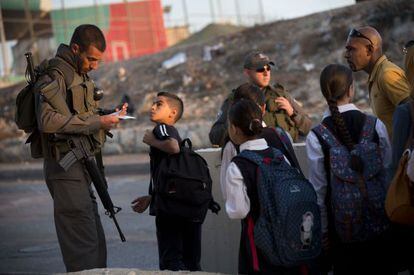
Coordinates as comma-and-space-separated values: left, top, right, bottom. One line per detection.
320, 64, 363, 172
229, 99, 263, 137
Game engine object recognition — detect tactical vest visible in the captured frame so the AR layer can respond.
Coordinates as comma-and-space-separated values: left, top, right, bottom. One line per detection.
262, 84, 298, 141
32, 57, 105, 159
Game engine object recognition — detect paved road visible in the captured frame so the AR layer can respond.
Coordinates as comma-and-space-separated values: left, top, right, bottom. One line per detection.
0, 172, 159, 274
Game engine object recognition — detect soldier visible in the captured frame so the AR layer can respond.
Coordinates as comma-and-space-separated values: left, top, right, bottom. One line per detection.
34, 25, 126, 272
209, 51, 311, 146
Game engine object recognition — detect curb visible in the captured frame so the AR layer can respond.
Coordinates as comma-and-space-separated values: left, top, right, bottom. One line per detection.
0, 162, 150, 181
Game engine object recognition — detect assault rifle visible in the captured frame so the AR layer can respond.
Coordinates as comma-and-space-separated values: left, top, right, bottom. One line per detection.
58, 135, 126, 242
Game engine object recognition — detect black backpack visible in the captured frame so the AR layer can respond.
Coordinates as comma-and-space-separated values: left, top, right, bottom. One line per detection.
153, 138, 221, 222
15, 56, 74, 133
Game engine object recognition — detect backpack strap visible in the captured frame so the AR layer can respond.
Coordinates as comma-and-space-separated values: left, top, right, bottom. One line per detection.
311, 123, 342, 149
271, 127, 303, 174
406, 101, 414, 150
358, 115, 376, 144
180, 138, 192, 151
311, 127, 337, 244
237, 147, 284, 168
47, 57, 75, 89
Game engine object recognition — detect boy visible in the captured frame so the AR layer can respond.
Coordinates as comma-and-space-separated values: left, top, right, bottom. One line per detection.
131, 92, 202, 271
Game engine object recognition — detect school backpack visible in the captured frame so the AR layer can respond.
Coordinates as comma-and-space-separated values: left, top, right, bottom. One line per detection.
312, 115, 389, 243
385, 102, 414, 225
236, 148, 322, 267
154, 138, 221, 222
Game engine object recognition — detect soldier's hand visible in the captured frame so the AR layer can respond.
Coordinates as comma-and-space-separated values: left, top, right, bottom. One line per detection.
131, 195, 151, 213
115, 103, 128, 116
100, 115, 120, 130
142, 129, 155, 145
275, 97, 294, 116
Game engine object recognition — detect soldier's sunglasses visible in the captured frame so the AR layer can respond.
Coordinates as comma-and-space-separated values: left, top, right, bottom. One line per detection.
256, 66, 271, 73
348, 29, 373, 45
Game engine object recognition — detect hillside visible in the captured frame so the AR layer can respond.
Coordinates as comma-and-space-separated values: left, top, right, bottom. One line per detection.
0, 0, 413, 154
92, 0, 414, 122
174, 23, 245, 48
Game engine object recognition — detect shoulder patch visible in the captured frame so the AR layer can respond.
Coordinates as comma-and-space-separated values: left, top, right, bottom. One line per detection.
39, 79, 59, 94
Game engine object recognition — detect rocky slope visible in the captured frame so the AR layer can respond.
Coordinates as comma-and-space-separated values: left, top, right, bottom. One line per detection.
1, 0, 413, 161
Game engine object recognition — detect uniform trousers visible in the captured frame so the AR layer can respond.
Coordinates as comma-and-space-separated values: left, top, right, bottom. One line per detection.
44, 159, 107, 272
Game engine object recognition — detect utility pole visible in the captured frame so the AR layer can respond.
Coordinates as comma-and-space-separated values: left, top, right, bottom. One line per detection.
93, 0, 100, 26
209, 0, 215, 23
182, 0, 189, 27
216, 0, 222, 23
0, 1, 9, 77
234, 0, 241, 26
123, 0, 135, 58
61, 0, 68, 42
24, 0, 38, 63
258, 0, 265, 24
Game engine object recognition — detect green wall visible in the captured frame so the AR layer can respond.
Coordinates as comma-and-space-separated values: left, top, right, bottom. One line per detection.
51, 5, 109, 44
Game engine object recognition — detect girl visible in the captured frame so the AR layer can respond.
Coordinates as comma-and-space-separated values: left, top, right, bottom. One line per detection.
220, 83, 299, 200
306, 64, 393, 274
224, 99, 307, 275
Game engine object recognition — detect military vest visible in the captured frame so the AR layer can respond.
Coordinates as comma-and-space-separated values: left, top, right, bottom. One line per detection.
33, 57, 105, 159
263, 84, 298, 141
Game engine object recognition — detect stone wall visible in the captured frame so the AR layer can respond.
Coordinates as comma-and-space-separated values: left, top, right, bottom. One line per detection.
0, 120, 213, 163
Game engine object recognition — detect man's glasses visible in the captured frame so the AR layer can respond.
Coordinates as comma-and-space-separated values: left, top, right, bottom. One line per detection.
348, 29, 374, 45
256, 67, 271, 73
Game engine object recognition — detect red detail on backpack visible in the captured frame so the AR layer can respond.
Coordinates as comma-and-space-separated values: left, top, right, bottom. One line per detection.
247, 215, 260, 272
300, 264, 309, 275
262, 157, 272, 165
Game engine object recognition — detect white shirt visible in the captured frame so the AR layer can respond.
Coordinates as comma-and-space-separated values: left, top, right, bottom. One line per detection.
305, 103, 392, 234
219, 122, 293, 201
220, 141, 238, 200
225, 138, 269, 219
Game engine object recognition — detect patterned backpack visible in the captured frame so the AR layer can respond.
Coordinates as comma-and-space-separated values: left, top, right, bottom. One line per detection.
312, 115, 389, 243
236, 148, 321, 267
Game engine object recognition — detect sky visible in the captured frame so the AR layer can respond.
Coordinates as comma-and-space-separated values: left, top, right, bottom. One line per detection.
1, 0, 355, 76
51, 0, 355, 31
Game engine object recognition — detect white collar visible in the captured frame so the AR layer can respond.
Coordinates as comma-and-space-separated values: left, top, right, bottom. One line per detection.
239, 138, 268, 152
322, 103, 360, 119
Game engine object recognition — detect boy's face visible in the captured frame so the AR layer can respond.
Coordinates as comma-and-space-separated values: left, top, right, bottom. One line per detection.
150, 96, 176, 124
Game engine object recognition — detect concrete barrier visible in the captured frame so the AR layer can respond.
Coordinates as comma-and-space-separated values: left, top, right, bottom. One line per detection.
198, 143, 309, 274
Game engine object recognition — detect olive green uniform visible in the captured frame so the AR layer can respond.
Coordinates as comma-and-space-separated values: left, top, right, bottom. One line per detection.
209, 83, 312, 146
35, 44, 107, 272
262, 84, 311, 142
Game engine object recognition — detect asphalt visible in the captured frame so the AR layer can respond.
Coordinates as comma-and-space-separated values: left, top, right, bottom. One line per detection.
0, 153, 151, 181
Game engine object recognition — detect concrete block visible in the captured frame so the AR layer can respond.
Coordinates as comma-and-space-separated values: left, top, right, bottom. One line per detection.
198, 144, 309, 274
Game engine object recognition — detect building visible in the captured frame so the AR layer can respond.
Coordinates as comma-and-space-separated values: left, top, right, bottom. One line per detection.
51, 0, 168, 62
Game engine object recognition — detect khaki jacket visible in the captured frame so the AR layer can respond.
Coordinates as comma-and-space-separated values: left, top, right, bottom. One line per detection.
368, 55, 410, 138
